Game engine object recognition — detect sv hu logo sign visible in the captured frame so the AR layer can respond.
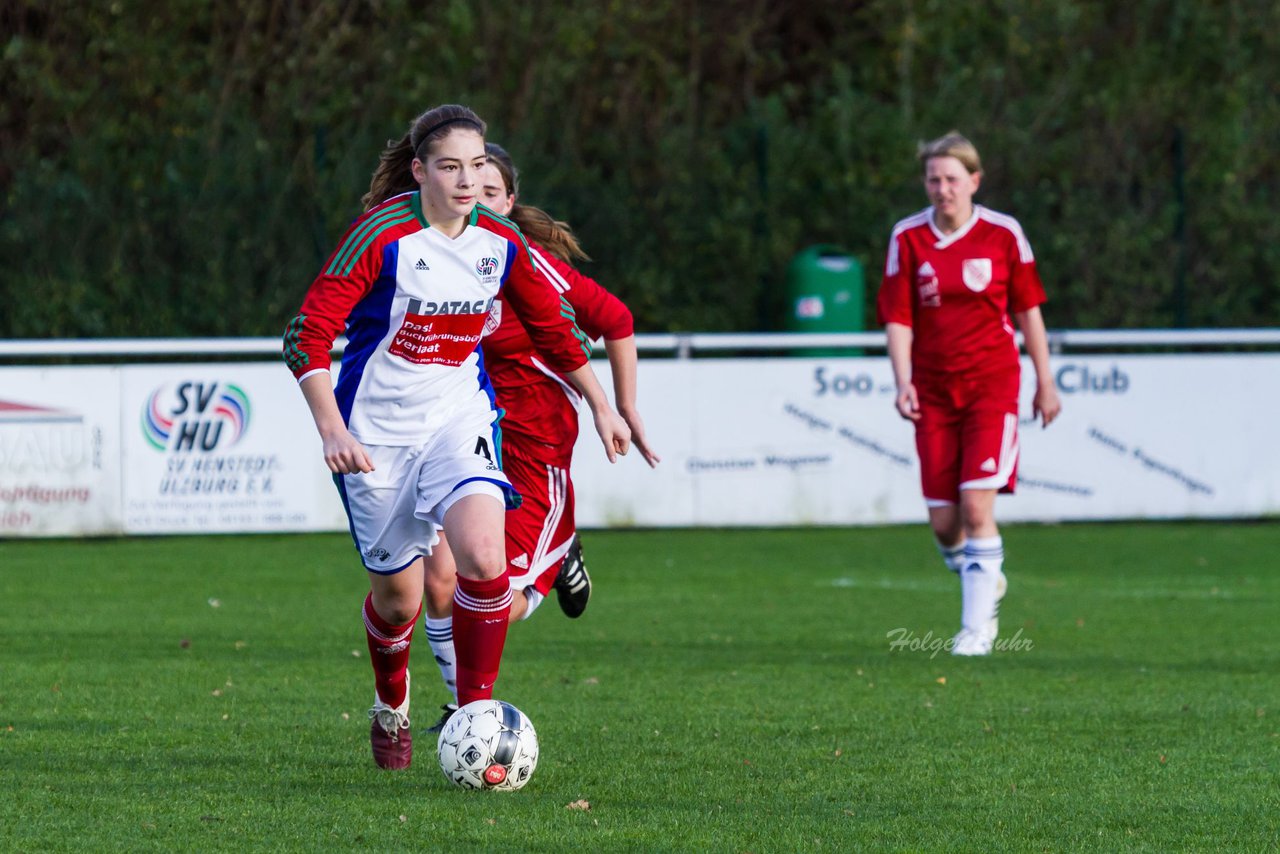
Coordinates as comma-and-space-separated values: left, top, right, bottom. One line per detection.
143, 382, 251, 452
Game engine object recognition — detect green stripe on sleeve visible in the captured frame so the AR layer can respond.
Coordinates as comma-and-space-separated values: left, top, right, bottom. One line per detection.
330, 210, 418, 277
282, 314, 310, 371
324, 202, 415, 277
556, 296, 594, 359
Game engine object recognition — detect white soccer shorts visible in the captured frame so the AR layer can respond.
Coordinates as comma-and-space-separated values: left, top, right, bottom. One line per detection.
337, 408, 514, 574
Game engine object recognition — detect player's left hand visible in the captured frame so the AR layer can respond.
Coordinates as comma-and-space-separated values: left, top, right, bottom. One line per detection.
621, 408, 660, 468
1034, 382, 1062, 428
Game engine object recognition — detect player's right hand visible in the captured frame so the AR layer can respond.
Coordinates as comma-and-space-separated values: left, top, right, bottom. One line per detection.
593, 407, 631, 464
321, 428, 375, 474
895, 383, 922, 421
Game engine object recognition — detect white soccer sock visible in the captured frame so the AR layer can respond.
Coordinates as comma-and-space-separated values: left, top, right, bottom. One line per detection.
936, 538, 967, 574
960, 535, 1005, 634
424, 615, 458, 704
520, 588, 545, 621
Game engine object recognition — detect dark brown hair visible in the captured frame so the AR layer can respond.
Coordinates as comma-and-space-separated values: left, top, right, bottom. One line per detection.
485, 142, 589, 264
362, 105, 487, 211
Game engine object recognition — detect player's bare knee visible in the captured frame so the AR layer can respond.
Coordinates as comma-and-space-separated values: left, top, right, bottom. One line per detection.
931, 520, 961, 545
959, 492, 997, 535
453, 544, 505, 581
422, 580, 454, 616
372, 594, 420, 626
960, 510, 998, 540
928, 506, 962, 544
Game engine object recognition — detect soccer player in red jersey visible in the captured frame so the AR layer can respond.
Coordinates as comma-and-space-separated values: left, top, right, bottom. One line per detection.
419, 143, 660, 731
283, 105, 630, 768
877, 131, 1061, 656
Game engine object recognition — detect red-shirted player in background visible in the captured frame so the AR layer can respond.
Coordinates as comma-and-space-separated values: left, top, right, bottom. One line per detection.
419, 143, 660, 729
877, 131, 1061, 656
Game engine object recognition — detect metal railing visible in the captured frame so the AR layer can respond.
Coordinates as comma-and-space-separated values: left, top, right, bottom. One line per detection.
2, 329, 1280, 360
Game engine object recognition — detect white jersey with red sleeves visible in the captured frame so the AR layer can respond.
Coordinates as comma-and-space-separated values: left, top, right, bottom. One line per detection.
877, 205, 1046, 380
283, 194, 591, 445
482, 243, 634, 448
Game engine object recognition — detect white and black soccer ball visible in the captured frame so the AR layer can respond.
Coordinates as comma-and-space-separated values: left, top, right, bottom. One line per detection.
436, 699, 539, 791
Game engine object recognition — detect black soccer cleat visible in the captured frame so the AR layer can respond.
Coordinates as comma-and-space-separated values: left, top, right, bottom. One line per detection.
554, 538, 591, 619
425, 703, 459, 735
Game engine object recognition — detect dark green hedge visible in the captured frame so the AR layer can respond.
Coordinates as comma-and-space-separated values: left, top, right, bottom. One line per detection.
3, 0, 1277, 338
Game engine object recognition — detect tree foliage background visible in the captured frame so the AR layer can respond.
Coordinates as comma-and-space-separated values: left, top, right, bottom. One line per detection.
2, 0, 1278, 338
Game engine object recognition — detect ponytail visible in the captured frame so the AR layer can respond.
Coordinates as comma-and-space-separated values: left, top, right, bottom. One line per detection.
485, 142, 588, 263
509, 204, 590, 264
361, 133, 417, 211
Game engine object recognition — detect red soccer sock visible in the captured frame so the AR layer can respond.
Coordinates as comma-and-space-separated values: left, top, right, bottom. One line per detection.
452, 572, 512, 705
363, 593, 420, 709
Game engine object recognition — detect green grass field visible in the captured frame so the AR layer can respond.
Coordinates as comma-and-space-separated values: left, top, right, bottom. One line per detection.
2, 523, 1278, 852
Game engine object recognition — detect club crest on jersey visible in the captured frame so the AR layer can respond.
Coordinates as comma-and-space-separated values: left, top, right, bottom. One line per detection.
475, 256, 499, 281
483, 300, 503, 337
963, 258, 993, 292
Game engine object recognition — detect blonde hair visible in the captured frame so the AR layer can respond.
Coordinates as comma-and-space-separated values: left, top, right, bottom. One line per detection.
917, 131, 982, 174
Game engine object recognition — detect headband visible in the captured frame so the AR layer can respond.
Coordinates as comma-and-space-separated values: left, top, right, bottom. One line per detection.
413, 117, 484, 158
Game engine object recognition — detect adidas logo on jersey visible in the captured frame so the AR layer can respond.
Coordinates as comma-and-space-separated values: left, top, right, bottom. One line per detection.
918, 262, 936, 278
510, 553, 529, 570
415, 258, 429, 271
979, 457, 997, 473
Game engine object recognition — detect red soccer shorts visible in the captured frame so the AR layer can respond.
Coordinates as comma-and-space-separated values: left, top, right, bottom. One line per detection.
913, 369, 1020, 506
501, 439, 577, 597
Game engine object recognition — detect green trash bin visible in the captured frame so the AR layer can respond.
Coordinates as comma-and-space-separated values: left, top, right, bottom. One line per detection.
785, 244, 864, 354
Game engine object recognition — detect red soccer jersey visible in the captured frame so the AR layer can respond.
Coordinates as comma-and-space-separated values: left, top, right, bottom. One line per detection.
876, 205, 1046, 381
483, 243, 633, 449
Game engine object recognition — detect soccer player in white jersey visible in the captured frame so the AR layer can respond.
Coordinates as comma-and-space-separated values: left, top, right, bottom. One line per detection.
283, 104, 630, 769
877, 131, 1061, 656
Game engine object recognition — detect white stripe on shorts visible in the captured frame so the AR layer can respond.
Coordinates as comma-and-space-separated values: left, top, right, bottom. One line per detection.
530, 465, 568, 575
960, 412, 1020, 491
